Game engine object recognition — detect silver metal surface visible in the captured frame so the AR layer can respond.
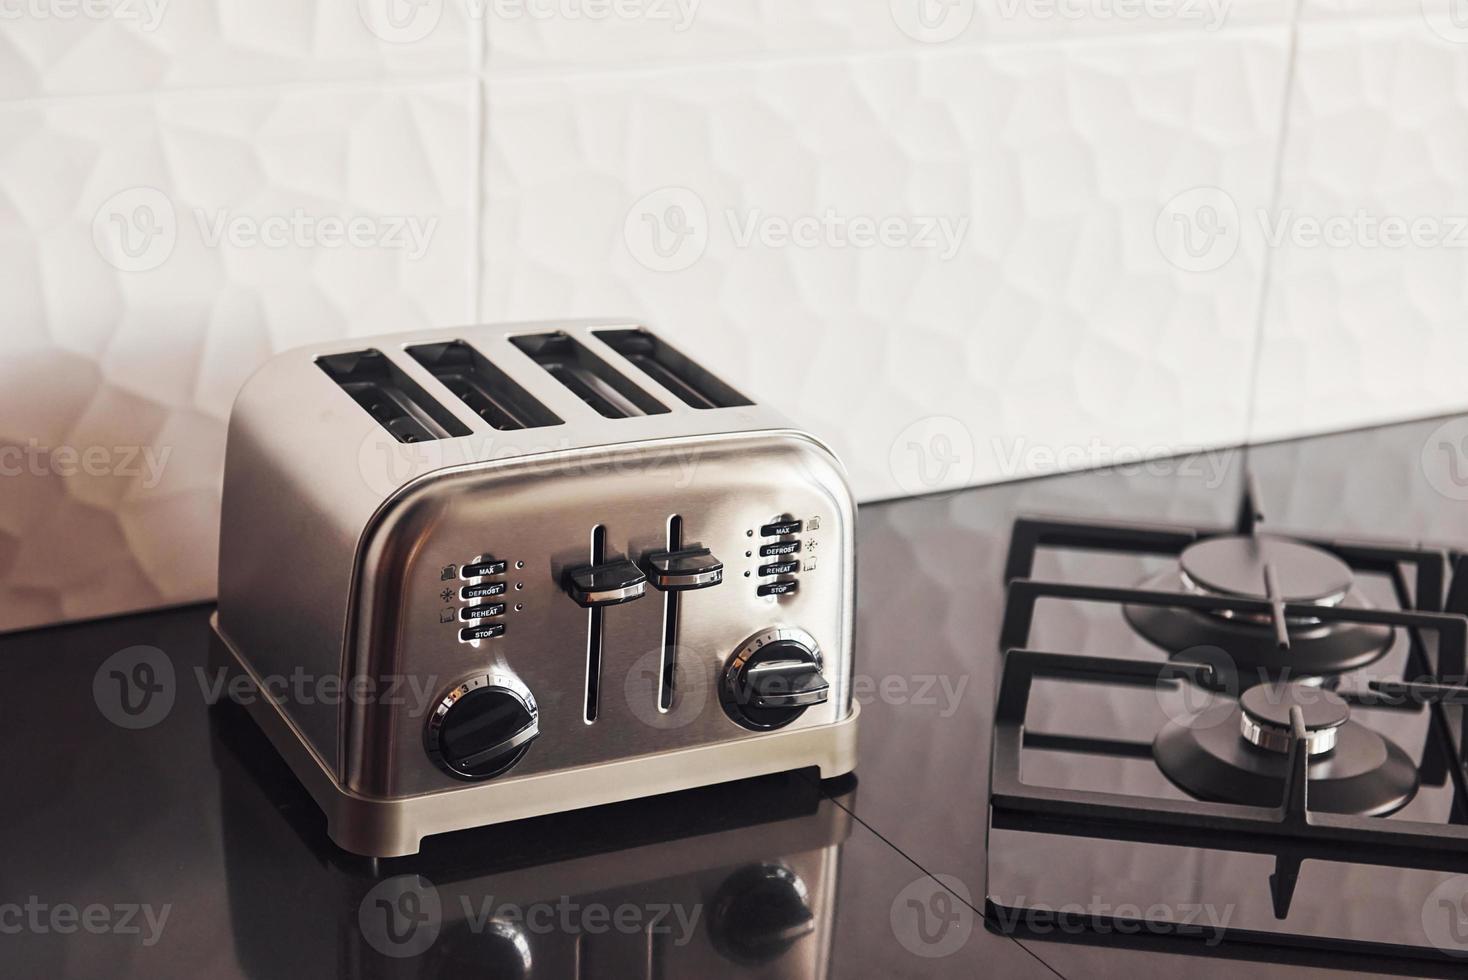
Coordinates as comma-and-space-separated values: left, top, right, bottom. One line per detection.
1239, 712, 1339, 755
214, 321, 857, 849
211, 616, 858, 857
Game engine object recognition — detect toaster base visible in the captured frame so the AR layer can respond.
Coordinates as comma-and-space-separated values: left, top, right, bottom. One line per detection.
211, 615, 858, 858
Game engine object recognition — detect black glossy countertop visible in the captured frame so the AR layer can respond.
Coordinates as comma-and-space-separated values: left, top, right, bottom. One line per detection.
5, 413, 1468, 978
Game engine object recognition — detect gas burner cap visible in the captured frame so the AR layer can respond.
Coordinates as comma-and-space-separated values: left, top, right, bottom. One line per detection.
1239, 682, 1349, 755
1153, 689, 1418, 816
1180, 534, 1352, 605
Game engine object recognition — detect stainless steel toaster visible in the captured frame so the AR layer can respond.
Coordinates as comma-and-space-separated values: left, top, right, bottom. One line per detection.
211, 321, 858, 857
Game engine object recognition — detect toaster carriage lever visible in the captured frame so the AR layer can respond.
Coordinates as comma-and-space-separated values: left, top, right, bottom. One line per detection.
563, 558, 647, 607
644, 546, 724, 591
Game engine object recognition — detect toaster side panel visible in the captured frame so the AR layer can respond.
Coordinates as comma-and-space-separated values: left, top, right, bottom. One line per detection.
341, 430, 857, 800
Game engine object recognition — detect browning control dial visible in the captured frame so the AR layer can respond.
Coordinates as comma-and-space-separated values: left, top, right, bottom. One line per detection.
426, 670, 539, 780
722, 627, 830, 731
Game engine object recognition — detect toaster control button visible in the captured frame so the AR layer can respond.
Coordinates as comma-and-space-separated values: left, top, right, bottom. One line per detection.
564, 559, 647, 607
462, 581, 507, 600
460, 623, 506, 642
760, 519, 802, 537
645, 547, 724, 591
426, 671, 538, 780
757, 560, 799, 577
722, 628, 828, 730
759, 540, 800, 558
462, 559, 507, 578
460, 603, 506, 621
756, 580, 799, 598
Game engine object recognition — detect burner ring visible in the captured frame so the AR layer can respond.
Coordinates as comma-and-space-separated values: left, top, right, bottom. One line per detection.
1153, 695, 1418, 816
1238, 682, 1350, 755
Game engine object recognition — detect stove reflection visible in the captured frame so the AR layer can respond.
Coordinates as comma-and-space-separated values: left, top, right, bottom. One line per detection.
210, 695, 850, 979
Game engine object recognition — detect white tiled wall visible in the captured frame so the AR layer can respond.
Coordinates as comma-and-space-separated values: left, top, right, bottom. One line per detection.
1, 0, 1464, 633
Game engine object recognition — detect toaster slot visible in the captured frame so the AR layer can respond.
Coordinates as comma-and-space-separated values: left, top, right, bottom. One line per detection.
510, 331, 668, 419
658, 515, 682, 712
594, 328, 753, 410
316, 349, 470, 443
406, 340, 563, 431
584, 525, 607, 724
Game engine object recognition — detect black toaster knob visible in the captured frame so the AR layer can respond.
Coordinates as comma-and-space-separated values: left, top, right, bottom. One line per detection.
722, 628, 830, 731
426, 671, 539, 781
709, 863, 815, 966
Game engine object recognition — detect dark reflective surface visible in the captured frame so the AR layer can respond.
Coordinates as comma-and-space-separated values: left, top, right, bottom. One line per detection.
6, 411, 1468, 977
0, 608, 1051, 978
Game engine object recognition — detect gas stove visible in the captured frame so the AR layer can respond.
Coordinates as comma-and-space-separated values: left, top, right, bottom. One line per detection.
986, 476, 1468, 964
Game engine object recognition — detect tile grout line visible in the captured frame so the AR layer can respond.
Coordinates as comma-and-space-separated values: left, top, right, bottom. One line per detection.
471, 20, 488, 324
1240, 0, 1307, 446
814, 779, 1068, 978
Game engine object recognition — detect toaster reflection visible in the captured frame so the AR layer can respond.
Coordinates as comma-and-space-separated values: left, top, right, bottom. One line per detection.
211, 696, 851, 979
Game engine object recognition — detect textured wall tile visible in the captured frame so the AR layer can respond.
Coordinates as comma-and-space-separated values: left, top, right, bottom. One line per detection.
485, 0, 1288, 70
1250, 18, 1468, 442
0, 0, 476, 99
0, 82, 475, 632
480, 32, 1290, 501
